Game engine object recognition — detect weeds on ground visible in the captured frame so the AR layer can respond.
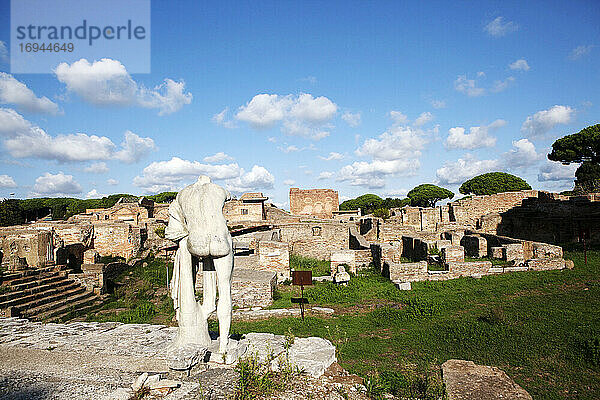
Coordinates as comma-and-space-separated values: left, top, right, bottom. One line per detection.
364, 367, 445, 400
290, 254, 331, 277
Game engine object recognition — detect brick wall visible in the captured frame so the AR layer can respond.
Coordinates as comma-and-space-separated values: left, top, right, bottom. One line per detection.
195, 268, 276, 308
93, 222, 142, 259
224, 200, 265, 223
289, 188, 339, 219
0, 227, 53, 269
257, 240, 290, 280
279, 222, 348, 260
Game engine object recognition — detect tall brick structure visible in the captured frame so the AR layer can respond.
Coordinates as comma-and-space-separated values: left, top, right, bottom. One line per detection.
289, 188, 339, 219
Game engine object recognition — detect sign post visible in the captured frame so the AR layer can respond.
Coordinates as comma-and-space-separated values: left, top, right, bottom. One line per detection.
291, 270, 312, 320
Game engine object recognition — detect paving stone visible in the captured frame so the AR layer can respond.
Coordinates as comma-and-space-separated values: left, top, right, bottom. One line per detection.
442, 359, 532, 400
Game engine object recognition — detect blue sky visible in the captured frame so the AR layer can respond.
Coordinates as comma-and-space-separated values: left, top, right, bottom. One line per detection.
0, 0, 598, 208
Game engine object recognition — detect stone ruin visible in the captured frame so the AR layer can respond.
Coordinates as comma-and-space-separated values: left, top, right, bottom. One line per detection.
1, 188, 598, 317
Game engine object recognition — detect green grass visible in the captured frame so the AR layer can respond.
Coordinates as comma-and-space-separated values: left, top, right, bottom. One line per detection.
84, 255, 175, 325
74, 246, 600, 399
289, 253, 331, 277
233, 245, 600, 399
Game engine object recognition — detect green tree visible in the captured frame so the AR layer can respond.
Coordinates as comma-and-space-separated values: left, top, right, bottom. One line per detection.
372, 208, 390, 219
407, 184, 454, 207
548, 124, 600, 193
0, 199, 25, 226
339, 194, 384, 214
459, 172, 531, 196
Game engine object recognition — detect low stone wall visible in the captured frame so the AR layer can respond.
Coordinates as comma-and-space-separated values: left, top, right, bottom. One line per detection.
386, 261, 428, 282
330, 249, 373, 275
69, 261, 129, 294
195, 268, 276, 308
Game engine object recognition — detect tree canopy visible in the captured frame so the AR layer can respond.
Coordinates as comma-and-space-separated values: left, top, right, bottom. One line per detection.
459, 172, 531, 196
0, 191, 177, 227
548, 124, 600, 193
339, 194, 410, 215
548, 124, 600, 164
407, 184, 454, 208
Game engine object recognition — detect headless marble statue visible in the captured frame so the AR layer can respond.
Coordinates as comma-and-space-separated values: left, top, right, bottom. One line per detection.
165, 176, 234, 354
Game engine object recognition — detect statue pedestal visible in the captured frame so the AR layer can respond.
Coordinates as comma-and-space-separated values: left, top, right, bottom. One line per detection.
207, 337, 248, 365
166, 343, 207, 370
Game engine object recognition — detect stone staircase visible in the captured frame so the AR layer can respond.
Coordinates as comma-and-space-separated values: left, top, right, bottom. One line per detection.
0, 266, 102, 322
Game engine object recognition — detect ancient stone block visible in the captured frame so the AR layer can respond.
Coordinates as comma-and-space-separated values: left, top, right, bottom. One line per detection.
83, 249, 99, 264
502, 243, 524, 262
442, 245, 464, 264
330, 250, 356, 275
257, 240, 290, 280
442, 359, 532, 400
387, 261, 428, 282
490, 246, 504, 259
196, 268, 276, 308
525, 258, 566, 271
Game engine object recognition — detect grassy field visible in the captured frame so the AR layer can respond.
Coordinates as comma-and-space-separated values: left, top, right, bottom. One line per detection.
78, 245, 600, 399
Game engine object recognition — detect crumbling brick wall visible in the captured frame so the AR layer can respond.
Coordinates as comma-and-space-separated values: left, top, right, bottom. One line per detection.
92, 222, 142, 259
279, 222, 348, 260
289, 188, 339, 219
0, 227, 53, 269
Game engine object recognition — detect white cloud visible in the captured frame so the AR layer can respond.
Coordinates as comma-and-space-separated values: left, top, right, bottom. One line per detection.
289, 93, 337, 123
0, 174, 17, 188
491, 76, 515, 93
0, 109, 155, 163
413, 112, 433, 127
86, 189, 103, 199
342, 111, 361, 127
389, 110, 408, 124
431, 100, 446, 109
338, 159, 417, 188
509, 59, 530, 71
225, 165, 275, 194
436, 155, 501, 185
340, 120, 433, 188
445, 119, 505, 150
569, 45, 594, 60
133, 157, 243, 192
356, 125, 427, 161
0, 73, 60, 114
502, 138, 541, 168
484, 17, 518, 37
234, 93, 336, 140
112, 130, 157, 164
0, 107, 33, 134
107, 178, 119, 185
317, 171, 334, 180
280, 145, 300, 153
319, 152, 344, 161
283, 179, 296, 186
203, 152, 234, 163
538, 161, 578, 181
235, 94, 291, 128
454, 75, 485, 97
212, 107, 237, 129
386, 188, 408, 197
521, 105, 575, 138
0, 41, 7, 63
84, 162, 109, 174
55, 58, 192, 115
32, 172, 82, 197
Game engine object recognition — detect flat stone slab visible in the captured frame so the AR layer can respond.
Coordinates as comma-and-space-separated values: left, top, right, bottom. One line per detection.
442, 359, 532, 400
0, 317, 338, 399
